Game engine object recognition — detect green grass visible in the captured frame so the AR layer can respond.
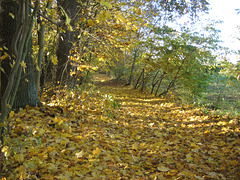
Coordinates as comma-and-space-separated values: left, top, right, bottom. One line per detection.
193, 74, 240, 117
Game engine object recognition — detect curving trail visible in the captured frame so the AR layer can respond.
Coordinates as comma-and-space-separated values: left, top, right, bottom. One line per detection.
2, 76, 240, 179
95, 78, 240, 179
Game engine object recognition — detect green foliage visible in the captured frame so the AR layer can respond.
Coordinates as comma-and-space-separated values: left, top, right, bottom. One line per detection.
133, 24, 219, 97
193, 68, 240, 116
102, 94, 121, 118
220, 60, 240, 80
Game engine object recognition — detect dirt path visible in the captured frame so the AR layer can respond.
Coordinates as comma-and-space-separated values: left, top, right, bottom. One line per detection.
2, 76, 240, 179
94, 78, 240, 179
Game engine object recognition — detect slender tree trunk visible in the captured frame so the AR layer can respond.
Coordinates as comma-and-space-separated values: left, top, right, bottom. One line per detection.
150, 70, 160, 94
128, 48, 138, 85
134, 68, 144, 89
40, 54, 49, 97
35, 18, 46, 89
155, 71, 166, 96
158, 58, 186, 96
36, 24, 45, 88
141, 68, 145, 91
36, 0, 52, 91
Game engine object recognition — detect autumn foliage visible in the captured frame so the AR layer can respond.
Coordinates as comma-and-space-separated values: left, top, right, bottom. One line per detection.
1, 76, 239, 179
0, 0, 240, 179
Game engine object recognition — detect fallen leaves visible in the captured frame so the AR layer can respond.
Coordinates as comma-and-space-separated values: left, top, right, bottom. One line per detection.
1, 82, 240, 179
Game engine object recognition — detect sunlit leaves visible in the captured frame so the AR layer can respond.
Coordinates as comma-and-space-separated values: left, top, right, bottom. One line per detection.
50, 56, 58, 65
136, 23, 219, 97
96, 10, 112, 22
1, 78, 239, 179
99, 0, 112, 9
136, 8, 141, 15
1, 146, 10, 159
20, 61, 27, 73
59, 6, 73, 31
92, 147, 102, 156
87, 19, 95, 26
0, 0, 239, 178
0, 52, 8, 61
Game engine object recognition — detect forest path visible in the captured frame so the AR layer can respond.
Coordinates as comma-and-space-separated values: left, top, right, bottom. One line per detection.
92, 75, 240, 179
2, 74, 239, 179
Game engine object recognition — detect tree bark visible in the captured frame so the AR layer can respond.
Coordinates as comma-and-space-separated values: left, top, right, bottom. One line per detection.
0, 0, 41, 109
128, 48, 138, 85
155, 71, 166, 96
13, 39, 42, 109
0, 0, 18, 99
158, 58, 186, 96
56, 0, 78, 83
134, 68, 144, 89
150, 70, 160, 94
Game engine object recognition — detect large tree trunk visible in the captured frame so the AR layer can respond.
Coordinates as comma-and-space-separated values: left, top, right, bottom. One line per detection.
13, 40, 42, 108
0, 0, 41, 109
0, 0, 18, 99
56, 0, 77, 83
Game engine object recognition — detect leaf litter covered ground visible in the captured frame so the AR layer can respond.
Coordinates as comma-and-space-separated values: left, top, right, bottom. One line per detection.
1, 75, 240, 179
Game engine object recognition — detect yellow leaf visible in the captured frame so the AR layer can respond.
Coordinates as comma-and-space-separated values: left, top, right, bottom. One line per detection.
60, 6, 73, 31
104, 154, 113, 161
19, 165, 27, 180
75, 150, 84, 158
9, 110, 14, 119
16, 118, 22, 123
1, 146, 10, 158
100, 0, 112, 8
92, 147, 102, 156
14, 154, 25, 162
20, 61, 26, 68
51, 56, 58, 65
186, 153, 193, 162
87, 19, 95, 26
36, 65, 40, 72
20, 61, 27, 73
47, 163, 58, 172
97, 10, 111, 22
0, 52, 8, 61
136, 8, 141, 15
157, 164, 170, 172
80, 17, 85, 22
92, 66, 98, 71
9, 12, 15, 19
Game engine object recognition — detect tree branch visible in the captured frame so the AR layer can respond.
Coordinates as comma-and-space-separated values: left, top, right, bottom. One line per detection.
29, 3, 59, 26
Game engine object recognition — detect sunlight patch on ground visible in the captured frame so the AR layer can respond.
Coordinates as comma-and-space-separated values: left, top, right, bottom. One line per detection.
2, 77, 239, 179
92, 73, 112, 82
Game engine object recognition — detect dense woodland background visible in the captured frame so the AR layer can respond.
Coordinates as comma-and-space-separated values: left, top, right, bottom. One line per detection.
0, 0, 239, 179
